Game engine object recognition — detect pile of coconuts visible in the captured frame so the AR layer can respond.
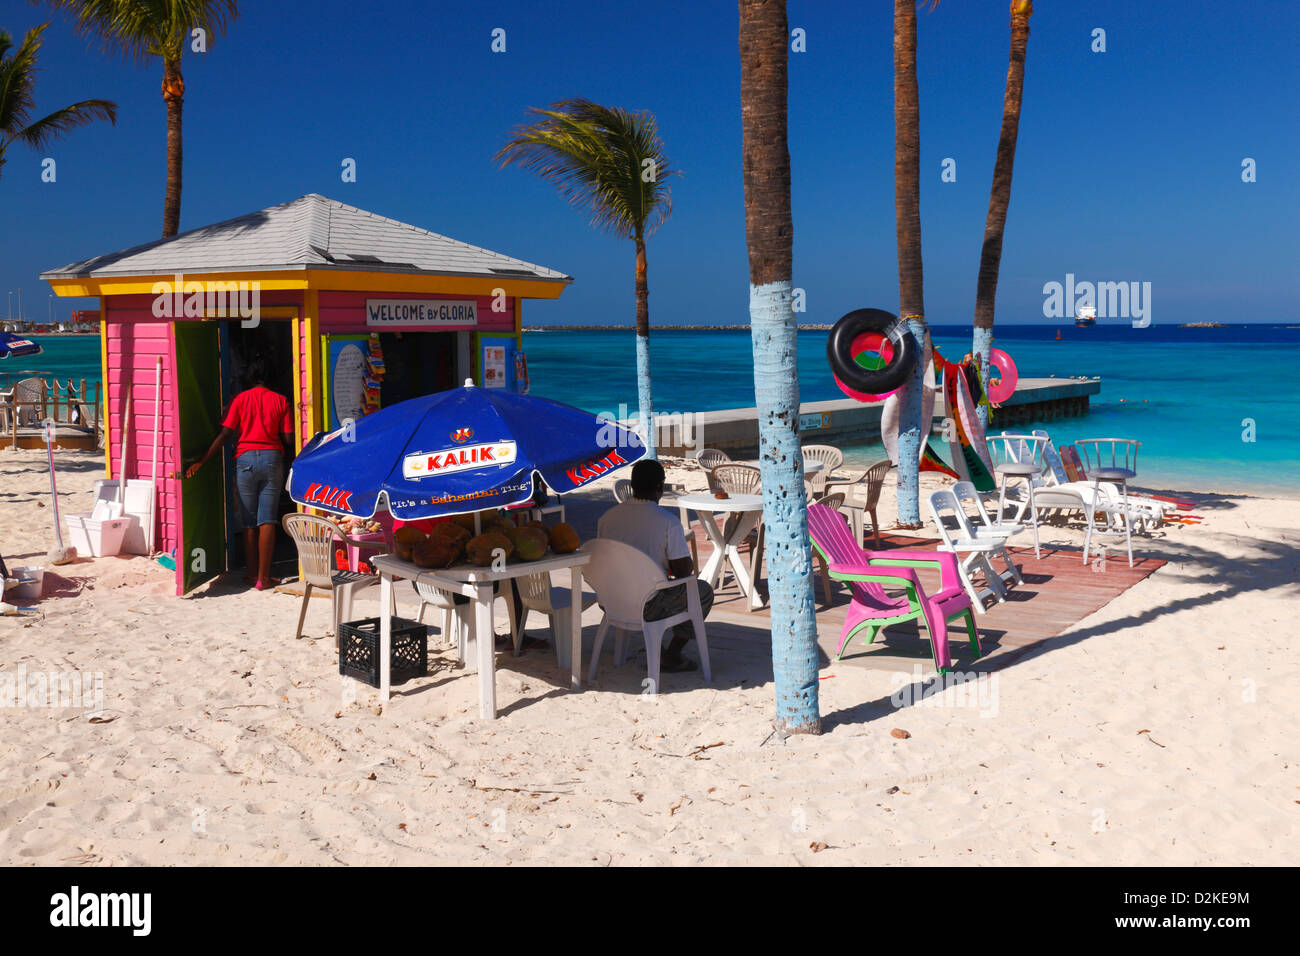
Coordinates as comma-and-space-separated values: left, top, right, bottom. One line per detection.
391, 509, 581, 569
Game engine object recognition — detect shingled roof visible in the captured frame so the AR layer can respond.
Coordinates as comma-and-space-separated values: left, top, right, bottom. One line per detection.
41, 194, 571, 283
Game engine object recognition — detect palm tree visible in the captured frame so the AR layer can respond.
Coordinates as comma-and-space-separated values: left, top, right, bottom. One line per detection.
39, 0, 239, 237
0, 23, 116, 180
496, 99, 675, 458
738, 0, 819, 734
973, 0, 1033, 426
892, 0, 936, 529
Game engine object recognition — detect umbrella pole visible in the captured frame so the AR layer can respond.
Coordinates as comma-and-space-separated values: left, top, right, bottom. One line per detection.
46, 423, 73, 564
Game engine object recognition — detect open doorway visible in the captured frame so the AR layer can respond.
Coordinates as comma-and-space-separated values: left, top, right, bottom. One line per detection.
378, 331, 459, 406
221, 320, 298, 576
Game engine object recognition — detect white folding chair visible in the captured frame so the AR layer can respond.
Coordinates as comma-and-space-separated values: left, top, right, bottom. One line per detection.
926, 489, 1012, 613
950, 482, 1025, 591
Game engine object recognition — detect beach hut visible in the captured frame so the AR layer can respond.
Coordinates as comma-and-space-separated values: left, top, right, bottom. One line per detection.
41, 194, 572, 594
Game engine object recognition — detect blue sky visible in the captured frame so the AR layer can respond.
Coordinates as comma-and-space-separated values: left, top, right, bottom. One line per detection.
2, 0, 1296, 327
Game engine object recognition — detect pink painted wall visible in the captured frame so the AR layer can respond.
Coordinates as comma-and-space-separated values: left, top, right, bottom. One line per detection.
103, 295, 178, 558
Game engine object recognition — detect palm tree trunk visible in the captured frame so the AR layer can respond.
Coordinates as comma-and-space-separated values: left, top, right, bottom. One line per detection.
893, 0, 927, 529
633, 235, 656, 457
973, 1, 1033, 427
162, 58, 185, 238
739, 0, 820, 735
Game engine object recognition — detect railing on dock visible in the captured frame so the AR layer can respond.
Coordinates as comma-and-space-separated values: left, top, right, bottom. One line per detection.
0, 373, 102, 450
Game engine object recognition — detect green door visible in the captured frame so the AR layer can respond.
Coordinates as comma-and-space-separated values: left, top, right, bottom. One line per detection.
175, 322, 227, 593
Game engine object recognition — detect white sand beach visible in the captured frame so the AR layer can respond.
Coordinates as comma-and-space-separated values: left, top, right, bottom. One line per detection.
1, 447, 1297, 866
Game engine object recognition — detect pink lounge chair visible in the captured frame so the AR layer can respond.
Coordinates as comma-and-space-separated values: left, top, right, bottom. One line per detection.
807, 503, 981, 673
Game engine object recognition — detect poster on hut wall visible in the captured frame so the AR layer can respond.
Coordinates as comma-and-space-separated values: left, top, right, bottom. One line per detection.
482, 343, 508, 389
327, 337, 369, 430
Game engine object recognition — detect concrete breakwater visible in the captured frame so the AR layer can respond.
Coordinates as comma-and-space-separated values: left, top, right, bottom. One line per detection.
642, 377, 1101, 457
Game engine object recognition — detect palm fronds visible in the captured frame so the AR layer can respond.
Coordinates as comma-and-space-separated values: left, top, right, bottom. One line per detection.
0, 23, 117, 172
496, 98, 676, 240
36, 0, 239, 61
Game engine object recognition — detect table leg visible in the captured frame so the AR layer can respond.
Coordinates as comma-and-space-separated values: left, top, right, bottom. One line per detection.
475, 583, 496, 720
747, 519, 766, 611
724, 512, 759, 599
379, 573, 392, 704
505, 578, 520, 656
569, 565, 584, 691
694, 511, 728, 587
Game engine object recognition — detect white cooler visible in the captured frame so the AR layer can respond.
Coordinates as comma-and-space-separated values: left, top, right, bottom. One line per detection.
91, 479, 153, 554
66, 514, 130, 558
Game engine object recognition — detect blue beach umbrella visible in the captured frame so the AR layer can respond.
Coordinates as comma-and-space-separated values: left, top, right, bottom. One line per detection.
0, 332, 42, 359
287, 383, 646, 520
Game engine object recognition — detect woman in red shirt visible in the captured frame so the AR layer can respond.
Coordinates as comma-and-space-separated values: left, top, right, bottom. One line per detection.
185, 357, 293, 589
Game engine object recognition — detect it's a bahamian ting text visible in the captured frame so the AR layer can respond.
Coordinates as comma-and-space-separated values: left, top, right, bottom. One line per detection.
48, 886, 151, 936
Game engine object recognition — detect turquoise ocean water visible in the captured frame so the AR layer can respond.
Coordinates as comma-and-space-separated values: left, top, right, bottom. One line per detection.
21, 326, 1300, 496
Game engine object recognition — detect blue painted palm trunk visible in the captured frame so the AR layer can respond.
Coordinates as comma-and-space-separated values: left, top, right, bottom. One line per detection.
894, 316, 928, 526
635, 332, 657, 459
749, 280, 820, 732
972, 325, 994, 429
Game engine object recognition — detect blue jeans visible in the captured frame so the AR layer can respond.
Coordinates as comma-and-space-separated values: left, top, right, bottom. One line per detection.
235, 449, 284, 529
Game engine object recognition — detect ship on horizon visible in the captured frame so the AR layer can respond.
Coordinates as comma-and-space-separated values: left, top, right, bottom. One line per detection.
1074, 305, 1097, 328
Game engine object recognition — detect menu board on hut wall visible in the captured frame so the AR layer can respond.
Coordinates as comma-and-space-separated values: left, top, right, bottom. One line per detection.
365, 299, 477, 327
482, 344, 507, 388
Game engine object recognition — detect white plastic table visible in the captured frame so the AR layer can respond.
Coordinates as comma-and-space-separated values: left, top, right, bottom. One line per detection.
371, 550, 591, 719
674, 492, 766, 610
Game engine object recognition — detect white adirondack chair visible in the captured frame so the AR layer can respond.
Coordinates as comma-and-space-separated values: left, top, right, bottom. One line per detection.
512, 570, 598, 671
580, 538, 711, 692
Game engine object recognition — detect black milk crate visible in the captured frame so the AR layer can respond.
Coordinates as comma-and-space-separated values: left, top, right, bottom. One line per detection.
339, 617, 429, 688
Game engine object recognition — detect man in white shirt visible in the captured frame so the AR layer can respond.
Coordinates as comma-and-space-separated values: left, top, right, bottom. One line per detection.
597, 459, 714, 672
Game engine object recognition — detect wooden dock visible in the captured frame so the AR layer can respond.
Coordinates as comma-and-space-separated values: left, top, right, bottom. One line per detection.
696, 529, 1163, 673
653, 377, 1101, 457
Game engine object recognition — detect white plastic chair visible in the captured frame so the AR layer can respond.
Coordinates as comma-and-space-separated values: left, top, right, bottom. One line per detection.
1075, 438, 1141, 567
580, 538, 711, 692
951, 480, 1026, 540
512, 570, 598, 671
926, 489, 1014, 613
414, 581, 472, 657
282, 513, 384, 642
1031, 430, 1169, 531
802, 445, 843, 497
696, 448, 731, 493
13, 377, 47, 427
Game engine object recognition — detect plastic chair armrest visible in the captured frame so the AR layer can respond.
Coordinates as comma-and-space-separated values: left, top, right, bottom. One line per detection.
864, 550, 962, 592
827, 562, 919, 589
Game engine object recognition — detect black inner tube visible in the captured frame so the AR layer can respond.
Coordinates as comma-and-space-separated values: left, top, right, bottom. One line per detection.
826, 308, 919, 396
